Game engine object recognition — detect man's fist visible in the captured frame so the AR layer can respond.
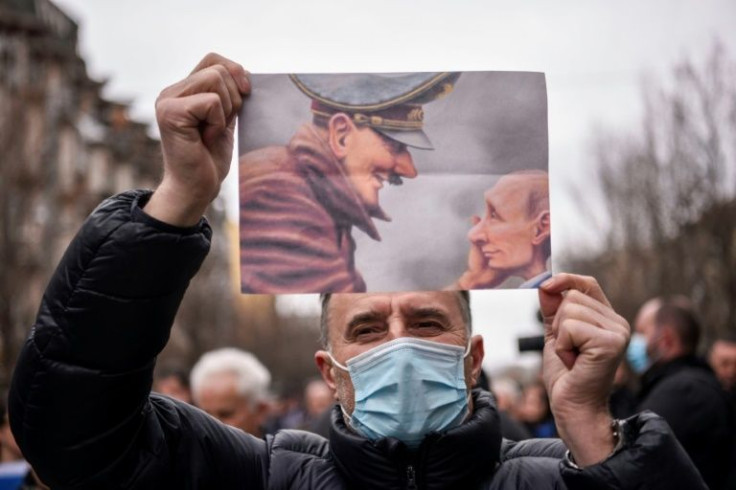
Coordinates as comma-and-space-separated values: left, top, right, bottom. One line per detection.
144, 53, 251, 227
538, 273, 630, 467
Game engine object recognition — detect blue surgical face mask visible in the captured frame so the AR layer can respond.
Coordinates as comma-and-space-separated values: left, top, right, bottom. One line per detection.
626, 333, 649, 374
329, 337, 471, 449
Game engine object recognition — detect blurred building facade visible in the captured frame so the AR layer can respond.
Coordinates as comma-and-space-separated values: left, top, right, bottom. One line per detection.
0, 0, 237, 388
0, 0, 323, 395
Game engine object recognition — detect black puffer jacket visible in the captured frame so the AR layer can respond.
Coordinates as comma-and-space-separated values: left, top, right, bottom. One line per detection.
9, 191, 707, 489
638, 356, 735, 490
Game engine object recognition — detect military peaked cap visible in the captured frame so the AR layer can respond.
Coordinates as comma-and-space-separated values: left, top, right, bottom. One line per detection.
290, 72, 460, 150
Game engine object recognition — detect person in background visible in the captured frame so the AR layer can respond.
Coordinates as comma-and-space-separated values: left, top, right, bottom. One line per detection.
516, 381, 556, 438
708, 334, 736, 401
707, 334, 736, 490
609, 360, 638, 420
481, 372, 531, 441
153, 365, 192, 404
300, 378, 335, 438
634, 298, 734, 490
0, 401, 48, 490
190, 347, 271, 438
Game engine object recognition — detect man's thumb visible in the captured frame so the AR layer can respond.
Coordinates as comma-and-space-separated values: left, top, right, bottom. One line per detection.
538, 287, 563, 325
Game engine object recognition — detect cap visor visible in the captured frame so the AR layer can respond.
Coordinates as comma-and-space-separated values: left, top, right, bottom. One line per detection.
374, 128, 434, 150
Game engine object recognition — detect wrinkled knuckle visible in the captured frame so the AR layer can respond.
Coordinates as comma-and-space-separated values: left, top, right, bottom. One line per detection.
583, 275, 601, 292
212, 63, 229, 79
155, 97, 173, 120
203, 51, 221, 64
566, 290, 585, 303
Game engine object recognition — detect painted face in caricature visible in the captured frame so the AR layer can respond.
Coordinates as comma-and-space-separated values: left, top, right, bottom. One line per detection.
334, 120, 418, 213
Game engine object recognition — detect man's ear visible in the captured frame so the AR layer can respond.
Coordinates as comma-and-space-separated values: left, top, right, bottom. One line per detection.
531, 211, 551, 246
328, 113, 354, 158
469, 335, 485, 385
659, 325, 679, 355
315, 351, 339, 399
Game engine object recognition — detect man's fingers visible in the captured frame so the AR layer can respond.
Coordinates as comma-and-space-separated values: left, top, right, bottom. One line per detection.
191, 52, 251, 94
540, 273, 612, 308
165, 66, 239, 119
556, 291, 629, 336
539, 287, 564, 325
157, 92, 226, 136
553, 318, 626, 371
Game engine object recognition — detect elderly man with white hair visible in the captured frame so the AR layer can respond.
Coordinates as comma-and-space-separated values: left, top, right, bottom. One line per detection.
190, 348, 271, 437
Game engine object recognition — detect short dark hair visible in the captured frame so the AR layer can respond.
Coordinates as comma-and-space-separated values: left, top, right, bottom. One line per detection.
655, 300, 701, 355
319, 291, 472, 349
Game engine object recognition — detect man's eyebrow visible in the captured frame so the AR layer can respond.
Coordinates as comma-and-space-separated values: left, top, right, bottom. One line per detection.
404, 306, 451, 322
345, 309, 386, 334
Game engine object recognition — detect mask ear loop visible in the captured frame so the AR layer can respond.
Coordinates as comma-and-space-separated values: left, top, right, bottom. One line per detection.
327, 352, 349, 371
463, 340, 473, 359
326, 352, 357, 430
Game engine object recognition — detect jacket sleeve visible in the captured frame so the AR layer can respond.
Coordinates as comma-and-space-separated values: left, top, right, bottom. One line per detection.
559, 411, 708, 489
8, 190, 268, 489
240, 164, 363, 293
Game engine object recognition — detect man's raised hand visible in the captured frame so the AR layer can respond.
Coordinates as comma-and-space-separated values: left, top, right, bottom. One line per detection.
144, 53, 250, 227
539, 273, 630, 467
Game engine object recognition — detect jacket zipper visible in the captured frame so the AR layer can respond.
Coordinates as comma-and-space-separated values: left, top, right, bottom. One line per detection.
406, 465, 418, 490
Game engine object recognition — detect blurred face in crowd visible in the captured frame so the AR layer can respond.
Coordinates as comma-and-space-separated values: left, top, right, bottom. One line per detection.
468, 173, 550, 279
517, 384, 550, 424
328, 114, 418, 214
709, 340, 736, 391
315, 291, 484, 415
634, 298, 663, 361
195, 371, 266, 437
304, 379, 334, 418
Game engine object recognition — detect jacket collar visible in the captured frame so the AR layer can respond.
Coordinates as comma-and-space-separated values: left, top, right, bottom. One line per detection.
288, 124, 388, 241
328, 389, 501, 489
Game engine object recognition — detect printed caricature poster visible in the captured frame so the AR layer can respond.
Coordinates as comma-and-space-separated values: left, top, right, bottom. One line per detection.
238, 71, 549, 294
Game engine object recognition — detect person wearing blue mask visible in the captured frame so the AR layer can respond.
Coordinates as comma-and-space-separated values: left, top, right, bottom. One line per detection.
9, 53, 708, 489
632, 297, 734, 490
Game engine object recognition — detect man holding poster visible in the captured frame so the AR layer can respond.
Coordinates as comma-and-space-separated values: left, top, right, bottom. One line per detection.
8, 54, 707, 489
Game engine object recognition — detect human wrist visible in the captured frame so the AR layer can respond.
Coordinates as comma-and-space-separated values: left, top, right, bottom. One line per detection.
555, 408, 615, 467
144, 180, 213, 227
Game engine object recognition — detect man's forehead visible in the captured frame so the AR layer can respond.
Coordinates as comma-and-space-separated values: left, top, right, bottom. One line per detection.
485, 177, 528, 208
328, 291, 461, 325
713, 341, 736, 355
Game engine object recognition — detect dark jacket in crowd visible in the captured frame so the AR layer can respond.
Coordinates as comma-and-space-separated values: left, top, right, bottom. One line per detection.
9, 191, 707, 489
638, 355, 735, 490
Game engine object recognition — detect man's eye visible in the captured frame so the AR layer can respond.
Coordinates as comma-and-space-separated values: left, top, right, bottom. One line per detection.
355, 325, 383, 338
414, 321, 444, 331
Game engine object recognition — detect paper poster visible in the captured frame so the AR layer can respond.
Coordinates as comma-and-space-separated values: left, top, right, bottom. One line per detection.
238, 71, 549, 294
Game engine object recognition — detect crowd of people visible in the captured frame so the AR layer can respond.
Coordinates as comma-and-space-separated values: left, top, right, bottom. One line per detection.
3, 53, 734, 489
3, 312, 735, 488
4, 294, 733, 488
135, 294, 735, 489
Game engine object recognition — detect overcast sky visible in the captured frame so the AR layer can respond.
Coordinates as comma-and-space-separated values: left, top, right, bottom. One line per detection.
52, 0, 736, 372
